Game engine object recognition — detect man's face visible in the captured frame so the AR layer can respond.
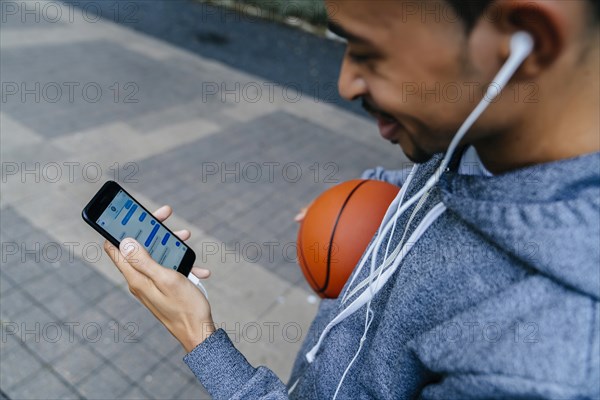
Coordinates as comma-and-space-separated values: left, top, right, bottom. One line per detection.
327, 0, 494, 163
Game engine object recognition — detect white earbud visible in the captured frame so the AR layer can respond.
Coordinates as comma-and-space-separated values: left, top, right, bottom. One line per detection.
484, 31, 534, 101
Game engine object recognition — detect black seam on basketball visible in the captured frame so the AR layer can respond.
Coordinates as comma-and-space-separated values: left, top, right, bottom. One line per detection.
320, 180, 370, 294
298, 222, 321, 291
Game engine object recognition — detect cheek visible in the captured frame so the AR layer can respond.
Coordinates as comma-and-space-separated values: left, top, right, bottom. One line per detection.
467, 24, 500, 80
370, 58, 464, 113
363, 50, 486, 140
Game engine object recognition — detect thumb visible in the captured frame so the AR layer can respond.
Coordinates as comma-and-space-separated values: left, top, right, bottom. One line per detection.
120, 238, 163, 281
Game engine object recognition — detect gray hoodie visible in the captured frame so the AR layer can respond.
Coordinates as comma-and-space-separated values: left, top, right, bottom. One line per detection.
184, 149, 600, 399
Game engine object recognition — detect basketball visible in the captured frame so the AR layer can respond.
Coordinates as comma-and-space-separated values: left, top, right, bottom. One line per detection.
297, 179, 400, 299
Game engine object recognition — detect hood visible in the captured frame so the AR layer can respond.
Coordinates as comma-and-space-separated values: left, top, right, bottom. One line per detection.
438, 151, 600, 300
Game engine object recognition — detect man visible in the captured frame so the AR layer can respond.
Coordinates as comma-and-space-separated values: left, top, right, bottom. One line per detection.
105, 0, 599, 398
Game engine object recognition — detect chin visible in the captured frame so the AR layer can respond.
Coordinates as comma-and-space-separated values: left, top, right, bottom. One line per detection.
400, 144, 434, 164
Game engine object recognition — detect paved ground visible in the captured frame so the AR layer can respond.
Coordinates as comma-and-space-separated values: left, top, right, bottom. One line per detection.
60, 0, 365, 116
0, 1, 406, 399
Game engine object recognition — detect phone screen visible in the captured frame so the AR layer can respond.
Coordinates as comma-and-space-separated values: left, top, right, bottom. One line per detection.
96, 189, 188, 270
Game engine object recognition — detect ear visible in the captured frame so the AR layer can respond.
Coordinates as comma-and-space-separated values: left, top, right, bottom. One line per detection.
490, 0, 568, 78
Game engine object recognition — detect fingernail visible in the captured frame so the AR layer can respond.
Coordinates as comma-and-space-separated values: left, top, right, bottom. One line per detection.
120, 239, 136, 256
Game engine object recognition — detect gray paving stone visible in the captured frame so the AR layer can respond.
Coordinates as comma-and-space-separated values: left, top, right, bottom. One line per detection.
77, 362, 135, 399
0, 206, 38, 240
72, 270, 118, 303
0, 3, 68, 30
186, 210, 224, 232
176, 381, 212, 400
6, 367, 79, 400
293, 275, 314, 293
120, 385, 156, 400
12, 305, 67, 356
7, 294, 54, 324
42, 287, 91, 321
97, 286, 143, 320
0, 326, 21, 355
0, 343, 43, 390
53, 343, 106, 385
70, 306, 117, 340
1, 247, 49, 284
111, 338, 163, 382
140, 359, 195, 400
53, 260, 96, 286
0, 287, 36, 320
167, 346, 197, 380
0, 230, 8, 249
0, 141, 71, 171
118, 305, 161, 339
139, 324, 180, 358
22, 322, 79, 364
14, 305, 81, 363
87, 319, 143, 359
20, 270, 71, 303
1, 40, 232, 138
88, 328, 138, 359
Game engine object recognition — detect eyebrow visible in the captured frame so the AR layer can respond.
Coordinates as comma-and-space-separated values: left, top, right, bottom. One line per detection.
327, 20, 373, 46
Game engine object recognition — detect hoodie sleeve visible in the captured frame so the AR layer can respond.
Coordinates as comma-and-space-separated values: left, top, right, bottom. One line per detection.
183, 329, 290, 400
360, 166, 411, 187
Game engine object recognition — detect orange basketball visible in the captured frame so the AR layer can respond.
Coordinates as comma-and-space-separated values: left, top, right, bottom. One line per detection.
297, 179, 400, 299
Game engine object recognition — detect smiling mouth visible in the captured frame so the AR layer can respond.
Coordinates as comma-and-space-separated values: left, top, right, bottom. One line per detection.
362, 98, 402, 143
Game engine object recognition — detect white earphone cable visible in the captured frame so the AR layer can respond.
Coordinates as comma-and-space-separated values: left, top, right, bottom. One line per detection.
340, 165, 419, 306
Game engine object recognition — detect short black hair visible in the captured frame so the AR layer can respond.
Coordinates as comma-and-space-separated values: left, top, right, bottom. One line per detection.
445, 0, 600, 30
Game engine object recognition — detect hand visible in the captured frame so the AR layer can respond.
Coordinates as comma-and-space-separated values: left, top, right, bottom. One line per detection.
103, 205, 215, 353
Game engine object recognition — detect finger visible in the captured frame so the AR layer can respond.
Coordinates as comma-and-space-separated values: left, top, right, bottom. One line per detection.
104, 240, 144, 282
174, 229, 191, 241
152, 205, 172, 222
105, 241, 161, 302
294, 207, 308, 222
120, 238, 165, 282
191, 266, 211, 279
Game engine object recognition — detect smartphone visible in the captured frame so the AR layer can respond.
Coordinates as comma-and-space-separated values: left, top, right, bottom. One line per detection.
82, 180, 195, 276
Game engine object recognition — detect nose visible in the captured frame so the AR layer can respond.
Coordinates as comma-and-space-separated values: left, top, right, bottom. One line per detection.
337, 54, 368, 101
